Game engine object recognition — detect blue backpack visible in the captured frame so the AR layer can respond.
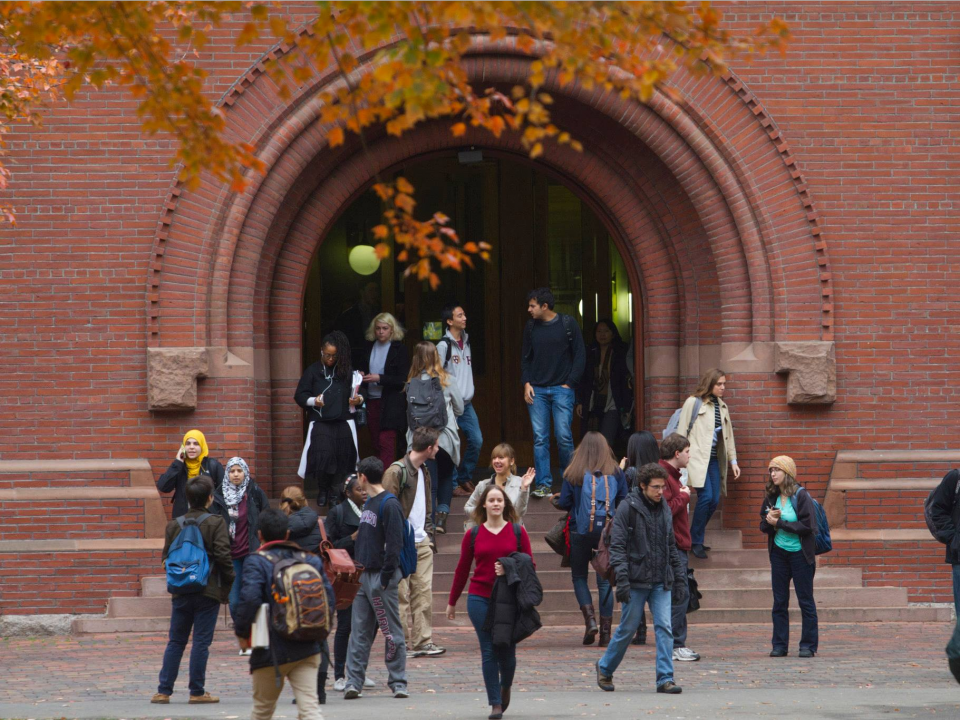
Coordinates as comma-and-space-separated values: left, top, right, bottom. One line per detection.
574, 472, 618, 538
379, 492, 417, 578
166, 513, 212, 594
790, 488, 832, 555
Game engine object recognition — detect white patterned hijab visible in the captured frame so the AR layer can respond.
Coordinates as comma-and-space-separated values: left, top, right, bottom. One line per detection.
222, 457, 251, 539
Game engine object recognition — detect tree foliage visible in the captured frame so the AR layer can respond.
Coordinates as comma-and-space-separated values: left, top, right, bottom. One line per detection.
0, 1, 788, 286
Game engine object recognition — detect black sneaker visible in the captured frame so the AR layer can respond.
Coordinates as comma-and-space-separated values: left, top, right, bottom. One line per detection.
799, 648, 815, 658
691, 544, 708, 559
770, 648, 787, 657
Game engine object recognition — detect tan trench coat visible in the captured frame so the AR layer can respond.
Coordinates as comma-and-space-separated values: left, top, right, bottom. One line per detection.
677, 395, 737, 495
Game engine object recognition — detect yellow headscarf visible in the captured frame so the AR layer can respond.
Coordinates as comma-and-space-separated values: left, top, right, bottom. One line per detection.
181, 429, 210, 479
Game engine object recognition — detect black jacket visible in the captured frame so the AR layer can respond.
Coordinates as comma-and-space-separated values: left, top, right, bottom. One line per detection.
359, 340, 410, 431
759, 488, 817, 566
157, 457, 226, 518
294, 362, 354, 423
288, 505, 322, 554
520, 313, 586, 388
233, 541, 335, 672
483, 552, 542, 647
577, 341, 632, 414
610, 490, 686, 599
161, 508, 235, 604
928, 469, 960, 564
324, 501, 361, 558
210, 480, 269, 557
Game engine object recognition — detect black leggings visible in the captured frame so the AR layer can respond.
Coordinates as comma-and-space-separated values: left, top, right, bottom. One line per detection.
333, 606, 352, 679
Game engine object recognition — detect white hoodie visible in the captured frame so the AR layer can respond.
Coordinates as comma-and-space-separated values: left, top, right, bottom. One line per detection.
436, 329, 475, 404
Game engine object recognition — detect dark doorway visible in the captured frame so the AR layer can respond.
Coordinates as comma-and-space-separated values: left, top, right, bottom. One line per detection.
302, 153, 639, 470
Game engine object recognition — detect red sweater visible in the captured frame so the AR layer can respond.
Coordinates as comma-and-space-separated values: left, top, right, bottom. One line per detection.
660, 459, 692, 551
448, 523, 534, 605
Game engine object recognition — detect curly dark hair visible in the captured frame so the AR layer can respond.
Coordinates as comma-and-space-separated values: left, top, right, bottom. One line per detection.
320, 330, 353, 383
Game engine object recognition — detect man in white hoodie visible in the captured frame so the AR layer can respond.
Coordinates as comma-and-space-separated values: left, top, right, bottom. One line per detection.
437, 304, 483, 498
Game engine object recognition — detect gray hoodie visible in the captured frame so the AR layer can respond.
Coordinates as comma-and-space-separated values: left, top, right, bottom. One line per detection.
436, 329, 475, 404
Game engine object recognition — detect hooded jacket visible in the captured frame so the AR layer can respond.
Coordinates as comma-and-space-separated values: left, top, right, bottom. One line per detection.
323, 500, 361, 557
233, 541, 335, 672
609, 490, 686, 600
436, 329, 475, 403
161, 508, 235, 604
483, 552, 542, 647
382, 453, 436, 537
287, 505, 322, 554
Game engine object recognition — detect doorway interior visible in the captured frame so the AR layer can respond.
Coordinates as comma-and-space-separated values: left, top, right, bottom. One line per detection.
302, 152, 639, 471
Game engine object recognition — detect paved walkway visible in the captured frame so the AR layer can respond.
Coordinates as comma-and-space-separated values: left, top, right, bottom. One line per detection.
2, 623, 958, 719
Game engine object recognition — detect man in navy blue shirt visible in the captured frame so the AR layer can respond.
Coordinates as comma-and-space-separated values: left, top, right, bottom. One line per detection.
521, 287, 586, 498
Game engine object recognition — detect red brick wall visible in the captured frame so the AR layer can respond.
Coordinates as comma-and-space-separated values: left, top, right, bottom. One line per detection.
0, 551, 161, 614
2, 3, 959, 608
0, 500, 146, 540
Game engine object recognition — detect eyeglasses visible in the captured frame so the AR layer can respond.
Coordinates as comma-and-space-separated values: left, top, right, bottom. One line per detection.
321, 352, 338, 360
647, 484, 666, 492
768, 469, 783, 476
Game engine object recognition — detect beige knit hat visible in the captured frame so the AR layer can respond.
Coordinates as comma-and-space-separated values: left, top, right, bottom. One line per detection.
768, 455, 797, 479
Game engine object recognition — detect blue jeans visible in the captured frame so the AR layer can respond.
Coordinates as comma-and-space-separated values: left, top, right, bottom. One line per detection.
456, 402, 483, 486
157, 593, 220, 696
569, 532, 613, 617
690, 457, 721, 546
953, 564, 960, 619
770, 545, 818, 652
228, 556, 245, 620
527, 385, 575, 490
599, 584, 674, 687
467, 594, 516, 706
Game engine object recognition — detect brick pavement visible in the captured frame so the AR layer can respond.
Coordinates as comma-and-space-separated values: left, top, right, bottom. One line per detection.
2, 623, 959, 719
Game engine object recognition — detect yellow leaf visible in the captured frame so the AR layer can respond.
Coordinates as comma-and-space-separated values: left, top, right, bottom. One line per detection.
529, 143, 543, 159
450, 122, 466, 137
396, 177, 414, 194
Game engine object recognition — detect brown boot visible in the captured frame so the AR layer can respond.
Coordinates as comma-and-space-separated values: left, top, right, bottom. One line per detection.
580, 604, 598, 645
598, 616, 612, 647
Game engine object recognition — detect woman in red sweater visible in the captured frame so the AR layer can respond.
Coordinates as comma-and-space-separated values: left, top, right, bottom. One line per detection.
447, 484, 533, 720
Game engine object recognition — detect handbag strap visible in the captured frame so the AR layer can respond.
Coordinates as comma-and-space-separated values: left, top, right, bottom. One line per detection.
317, 515, 330, 545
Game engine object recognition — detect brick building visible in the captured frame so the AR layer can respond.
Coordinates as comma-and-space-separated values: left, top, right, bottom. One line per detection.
2, 3, 959, 627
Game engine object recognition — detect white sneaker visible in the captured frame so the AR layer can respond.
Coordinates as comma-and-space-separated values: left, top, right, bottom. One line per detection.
363, 677, 376, 688
333, 678, 347, 692
393, 686, 409, 699
673, 647, 701, 662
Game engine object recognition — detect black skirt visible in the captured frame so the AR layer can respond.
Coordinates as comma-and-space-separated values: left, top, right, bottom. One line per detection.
306, 420, 357, 481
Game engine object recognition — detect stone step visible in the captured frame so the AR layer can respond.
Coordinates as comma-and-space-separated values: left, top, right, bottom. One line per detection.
433, 585, 909, 614
433, 604, 953, 628
73, 614, 233, 634
142, 575, 167, 597
432, 565, 865, 592
687, 549, 769, 569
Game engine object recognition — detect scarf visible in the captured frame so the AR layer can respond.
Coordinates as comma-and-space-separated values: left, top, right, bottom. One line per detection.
346, 497, 363, 519
181, 429, 209, 479
222, 457, 251, 540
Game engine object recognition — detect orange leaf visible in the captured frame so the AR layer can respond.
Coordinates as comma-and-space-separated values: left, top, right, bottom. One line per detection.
328, 127, 345, 147
450, 122, 466, 137
372, 224, 389, 240
395, 177, 414, 194
374, 243, 391, 259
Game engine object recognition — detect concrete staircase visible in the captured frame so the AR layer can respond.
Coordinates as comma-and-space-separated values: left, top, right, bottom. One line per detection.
75, 484, 951, 634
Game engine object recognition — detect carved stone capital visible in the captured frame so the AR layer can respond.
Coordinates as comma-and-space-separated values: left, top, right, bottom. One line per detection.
775, 341, 836, 405
147, 347, 209, 411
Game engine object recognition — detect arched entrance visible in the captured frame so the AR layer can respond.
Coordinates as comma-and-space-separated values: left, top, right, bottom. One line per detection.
303, 152, 641, 477
145, 36, 835, 495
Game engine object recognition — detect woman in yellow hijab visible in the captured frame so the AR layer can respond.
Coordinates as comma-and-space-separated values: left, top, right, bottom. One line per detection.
157, 429, 225, 517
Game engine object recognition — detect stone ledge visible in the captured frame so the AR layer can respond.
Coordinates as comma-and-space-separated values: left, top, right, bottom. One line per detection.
0, 458, 152, 473
0, 487, 159, 500
836, 450, 960, 464
831, 529, 933, 542
829, 478, 940, 491
147, 346, 209, 411
0, 538, 164, 553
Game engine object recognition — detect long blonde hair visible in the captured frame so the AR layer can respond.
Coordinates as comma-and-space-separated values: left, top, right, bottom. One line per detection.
563, 431, 620, 485
407, 341, 449, 387
365, 312, 405, 342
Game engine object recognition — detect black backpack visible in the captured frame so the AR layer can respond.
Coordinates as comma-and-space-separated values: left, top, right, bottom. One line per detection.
470, 522, 523, 554
925, 471, 960, 542
405, 374, 448, 430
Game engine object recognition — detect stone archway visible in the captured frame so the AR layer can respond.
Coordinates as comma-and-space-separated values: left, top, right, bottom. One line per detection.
145, 34, 836, 490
